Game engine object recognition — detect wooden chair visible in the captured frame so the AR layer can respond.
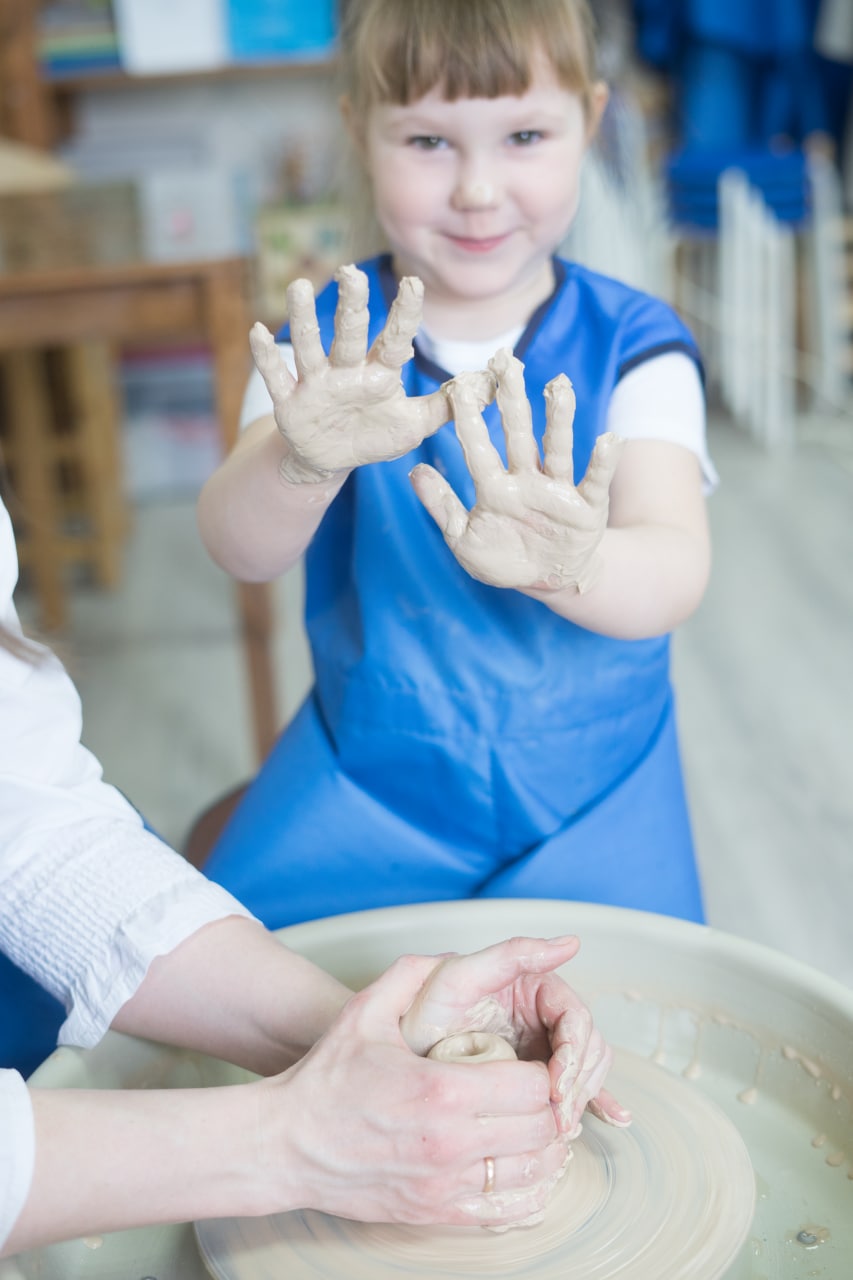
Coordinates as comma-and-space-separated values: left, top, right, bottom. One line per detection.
183, 782, 249, 869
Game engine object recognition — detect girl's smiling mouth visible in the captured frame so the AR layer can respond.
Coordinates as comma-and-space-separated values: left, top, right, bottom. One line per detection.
444, 232, 514, 252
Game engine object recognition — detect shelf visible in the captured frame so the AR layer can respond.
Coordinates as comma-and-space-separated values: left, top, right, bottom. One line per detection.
44, 56, 337, 94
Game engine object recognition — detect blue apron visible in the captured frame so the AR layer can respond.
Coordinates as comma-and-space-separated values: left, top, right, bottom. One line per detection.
204, 256, 706, 926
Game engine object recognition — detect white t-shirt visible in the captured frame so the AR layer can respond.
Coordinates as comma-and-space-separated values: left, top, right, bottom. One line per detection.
240, 327, 718, 493
0, 495, 252, 1251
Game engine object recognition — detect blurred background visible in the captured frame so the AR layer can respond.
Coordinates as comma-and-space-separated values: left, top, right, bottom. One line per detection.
1, 0, 851, 986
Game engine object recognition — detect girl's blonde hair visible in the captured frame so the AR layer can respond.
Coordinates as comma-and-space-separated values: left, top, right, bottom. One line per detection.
340, 0, 599, 116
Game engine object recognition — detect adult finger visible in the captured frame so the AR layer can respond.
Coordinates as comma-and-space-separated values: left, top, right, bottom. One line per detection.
330, 264, 370, 368
577, 431, 624, 509
399, 938, 581, 1059
249, 322, 296, 404
287, 277, 328, 381
542, 374, 576, 483
551, 1028, 613, 1138
409, 464, 469, 541
426, 936, 580, 1009
369, 275, 423, 369
340, 953, 452, 1045
587, 1087, 632, 1128
451, 1142, 570, 1228
489, 349, 540, 474
458, 1134, 568, 1203
564, 1031, 612, 1137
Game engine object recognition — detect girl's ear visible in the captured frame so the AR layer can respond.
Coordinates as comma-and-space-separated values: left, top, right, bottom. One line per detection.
585, 81, 610, 144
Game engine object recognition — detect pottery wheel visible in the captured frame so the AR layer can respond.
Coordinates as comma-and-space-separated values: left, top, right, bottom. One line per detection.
195, 1048, 756, 1280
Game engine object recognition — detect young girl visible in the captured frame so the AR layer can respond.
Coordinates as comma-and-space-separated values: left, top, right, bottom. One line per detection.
198, 0, 714, 930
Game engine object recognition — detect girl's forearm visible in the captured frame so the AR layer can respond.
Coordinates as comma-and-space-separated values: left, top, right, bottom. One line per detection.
197, 416, 348, 581
4, 1082, 272, 1256
111, 917, 351, 1077
525, 521, 711, 639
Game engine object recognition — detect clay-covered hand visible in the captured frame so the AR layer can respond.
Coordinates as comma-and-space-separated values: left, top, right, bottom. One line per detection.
410, 348, 623, 594
399, 936, 631, 1142
255, 952, 568, 1228
250, 264, 491, 484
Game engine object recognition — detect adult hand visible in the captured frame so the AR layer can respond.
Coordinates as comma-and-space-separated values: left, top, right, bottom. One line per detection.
253, 952, 568, 1227
400, 935, 631, 1141
410, 348, 623, 594
249, 264, 492, 484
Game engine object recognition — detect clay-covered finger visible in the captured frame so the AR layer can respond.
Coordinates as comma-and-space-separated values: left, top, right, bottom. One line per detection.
369, 275, 424, 369
542, 374, 576, 483
249, 322, 296, 403
447, 372, 505, 490
287, 277, 328, 381
586, 1086, 632, 1128
330, 264, 370, 368
558, 1031, 612, 1139
410, 464, 469, 542
461, 1135, 569, 1201
411, 386, 454, 442
489, 349, 540, 474
453, 1137, 571, 1227
577, 431, 624, 509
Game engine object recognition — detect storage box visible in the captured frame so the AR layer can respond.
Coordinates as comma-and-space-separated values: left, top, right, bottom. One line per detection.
226, 0, 337, 62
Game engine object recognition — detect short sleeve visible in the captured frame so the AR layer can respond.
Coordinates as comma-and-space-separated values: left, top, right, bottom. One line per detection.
606, 351, 718, 494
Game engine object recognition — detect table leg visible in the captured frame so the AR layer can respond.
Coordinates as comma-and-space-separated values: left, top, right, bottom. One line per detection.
204, 264, 279, 762
63, 341, 128, 589
2, 349, 66, 628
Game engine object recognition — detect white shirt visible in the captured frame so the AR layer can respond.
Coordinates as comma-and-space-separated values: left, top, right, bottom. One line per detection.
240, 329, 718, 493
0, 495, 252, 1251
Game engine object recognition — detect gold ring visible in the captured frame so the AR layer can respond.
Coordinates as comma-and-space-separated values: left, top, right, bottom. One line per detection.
482, 1155, 496, 1194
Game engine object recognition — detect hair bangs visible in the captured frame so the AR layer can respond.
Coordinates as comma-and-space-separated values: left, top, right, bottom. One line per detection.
343, 0, 597, 113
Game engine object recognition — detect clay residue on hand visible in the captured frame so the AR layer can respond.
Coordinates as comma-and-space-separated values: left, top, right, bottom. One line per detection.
249, 264, 462, 485
410, 350, 624, 594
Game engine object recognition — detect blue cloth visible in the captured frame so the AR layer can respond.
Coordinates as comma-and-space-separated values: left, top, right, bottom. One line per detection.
204, 255, 706, 927
634, 0, 829, 149
0, 955, 64, 1077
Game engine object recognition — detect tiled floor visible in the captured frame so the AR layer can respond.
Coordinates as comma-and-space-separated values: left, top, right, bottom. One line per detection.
15, 412, 853, 990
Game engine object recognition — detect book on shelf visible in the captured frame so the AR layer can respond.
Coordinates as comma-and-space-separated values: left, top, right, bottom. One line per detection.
38, 0, 339, 78
38, 0, 121, 77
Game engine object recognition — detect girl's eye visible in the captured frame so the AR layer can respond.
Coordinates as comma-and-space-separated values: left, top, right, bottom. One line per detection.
508, 129, 543, 146
409, 135, 448, 150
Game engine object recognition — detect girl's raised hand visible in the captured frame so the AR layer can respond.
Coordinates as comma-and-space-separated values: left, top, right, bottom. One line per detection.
250, 265, 485, 485
410, 349, 623, 594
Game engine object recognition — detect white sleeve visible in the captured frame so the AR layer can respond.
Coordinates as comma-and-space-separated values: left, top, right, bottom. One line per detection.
240, 343, 297, 431
606, 352, 719, 494
0, 500, 254, 1051
0, 1070, 34, 1254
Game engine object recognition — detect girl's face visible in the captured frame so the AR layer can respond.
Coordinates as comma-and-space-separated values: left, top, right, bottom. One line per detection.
357, 57, 606, 337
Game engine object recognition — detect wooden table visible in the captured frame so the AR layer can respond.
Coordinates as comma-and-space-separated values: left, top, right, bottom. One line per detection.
0, 181, 277, 761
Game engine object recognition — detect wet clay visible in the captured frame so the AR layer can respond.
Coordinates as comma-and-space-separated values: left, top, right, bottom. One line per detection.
426, 1031, 518, 1065
251, 265, 491, 485
195, 1048, 756, 1280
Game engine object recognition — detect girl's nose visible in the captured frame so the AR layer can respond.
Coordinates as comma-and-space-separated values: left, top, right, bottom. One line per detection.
451, 171, 500, 212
